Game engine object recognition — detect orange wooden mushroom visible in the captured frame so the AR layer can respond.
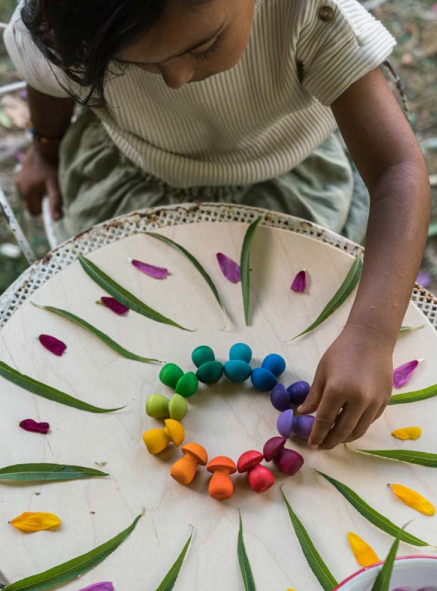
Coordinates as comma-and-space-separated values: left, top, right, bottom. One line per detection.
171, 443, 208, 485
207, 456, 237, 500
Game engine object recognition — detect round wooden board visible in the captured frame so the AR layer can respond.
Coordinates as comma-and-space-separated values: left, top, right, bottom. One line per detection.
1, 221, 437, 591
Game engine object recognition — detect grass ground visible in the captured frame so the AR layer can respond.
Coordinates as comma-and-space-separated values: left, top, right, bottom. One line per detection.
1, 0, 437, 295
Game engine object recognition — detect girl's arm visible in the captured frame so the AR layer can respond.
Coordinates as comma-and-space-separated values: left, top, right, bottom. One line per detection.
299, 67, 431, 450
17, 85, 74, 220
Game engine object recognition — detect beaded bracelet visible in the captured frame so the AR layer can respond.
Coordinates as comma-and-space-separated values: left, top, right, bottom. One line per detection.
28, 123, 63, 145
142, 343, 316, 501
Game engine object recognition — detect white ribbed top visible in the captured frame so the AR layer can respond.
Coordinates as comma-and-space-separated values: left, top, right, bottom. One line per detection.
5, 0, 395, 188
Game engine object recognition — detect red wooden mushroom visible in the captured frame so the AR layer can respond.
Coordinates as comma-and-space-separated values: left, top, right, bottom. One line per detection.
237, 450, 275, 494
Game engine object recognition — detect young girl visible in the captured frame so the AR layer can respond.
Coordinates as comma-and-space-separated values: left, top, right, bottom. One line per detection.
5, 0, 431, 450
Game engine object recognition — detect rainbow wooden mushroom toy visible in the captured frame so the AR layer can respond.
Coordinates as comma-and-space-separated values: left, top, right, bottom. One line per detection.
143, 419, 185, 455
263, 437, 305, 476
270, 380, 311, 411
224, 343, 253, 383
146, 394, 188, 421
159, 363, 199, 398
277, 409, 316, 441
171, 443, 208, 486
237, 451, 275, 493
207, 456, 237, 500
251, 353, 286, 392
192, 345, 224, 384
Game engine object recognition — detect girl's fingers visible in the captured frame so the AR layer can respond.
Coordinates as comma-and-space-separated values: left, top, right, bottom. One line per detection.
318, 403, 364, 450
45, 177, 62, 221
298, 372, 324, 414
345, 406, 379, 443
373, 401, 389, 422
308, 393, 344, 448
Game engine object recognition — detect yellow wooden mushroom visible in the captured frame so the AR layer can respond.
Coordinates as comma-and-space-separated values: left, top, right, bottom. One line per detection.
142, 419, 185, 455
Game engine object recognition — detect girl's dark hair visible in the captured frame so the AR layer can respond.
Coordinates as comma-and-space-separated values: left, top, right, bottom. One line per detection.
21, 0, 168, 105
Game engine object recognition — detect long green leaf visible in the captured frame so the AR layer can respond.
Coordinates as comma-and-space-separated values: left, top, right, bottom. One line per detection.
281, 489, 338, 591
293, 256, 363, 340
371, 530, 401, 591
0, 463, 108, 482
0, 360, 124, 414
399, 324, 424, 336
428, 221, 437, 238
32, 303, 161, 364
155, 531, 193, 591
3, 514, 142, 591
316, 470, 431, 547
389, 382, 437, 405
357, 448, 437, 468
238, 512, 256, 591
78, 255, 192, 332
147, 233, 228, 319
241, 218, 262, 326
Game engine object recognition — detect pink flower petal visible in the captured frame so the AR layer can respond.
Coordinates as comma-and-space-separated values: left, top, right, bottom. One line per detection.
216, 253, 241, 283
38, 334, 67, 356
130, 259, 169, 279
19, 419, 50, 434
393, 359, 421, 389
78, 584, 114, 591
99, 297, 129, 316
291, 270, 307, 293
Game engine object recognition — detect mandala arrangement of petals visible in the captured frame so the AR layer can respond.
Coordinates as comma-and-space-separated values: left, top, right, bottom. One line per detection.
1, 219, 437, 591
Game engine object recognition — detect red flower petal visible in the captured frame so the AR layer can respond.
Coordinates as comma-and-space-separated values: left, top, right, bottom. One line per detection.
131, 259, 169, 279
99, 297, 129, 316
291, 270, 307, 293
19, 419, 50, 434
393, 359, 421, 389
216, 253, 241, 283
38, 334, 67, 356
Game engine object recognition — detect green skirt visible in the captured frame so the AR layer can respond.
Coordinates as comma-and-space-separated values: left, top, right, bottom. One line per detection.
54, 110, 369, 244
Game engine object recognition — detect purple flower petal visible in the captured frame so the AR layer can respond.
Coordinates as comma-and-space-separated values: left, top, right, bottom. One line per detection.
130, 259, 169, 279
38, 334, 66, 356
291, 270, 307, 293
417, 271, 432, 288
393, 359, 421, 389
78, 584, 114, 591
19, 419, 50, 434
216, 253, 241, 283
99, 297, 129, 316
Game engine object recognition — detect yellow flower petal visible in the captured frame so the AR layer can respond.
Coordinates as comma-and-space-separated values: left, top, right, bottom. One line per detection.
391, 427, 422, 441
390, 484, 435, 516
347, 532, 380, 567
10, 512, 61, 533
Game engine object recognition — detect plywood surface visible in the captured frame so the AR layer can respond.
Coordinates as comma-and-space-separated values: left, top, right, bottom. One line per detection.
0, 222, 436, 590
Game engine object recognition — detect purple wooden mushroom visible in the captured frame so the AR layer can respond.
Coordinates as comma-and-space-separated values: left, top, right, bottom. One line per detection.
270, 384, 290, 412
287, 381, 311, 405
293, 415, 316, 440
277, 409, 294, 438
263, 437, 286, 462
276, 449, 304, 476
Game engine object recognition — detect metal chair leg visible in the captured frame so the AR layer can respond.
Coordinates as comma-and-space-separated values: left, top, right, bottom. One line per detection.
0, 184, 36, 264
42, 196, 59, 249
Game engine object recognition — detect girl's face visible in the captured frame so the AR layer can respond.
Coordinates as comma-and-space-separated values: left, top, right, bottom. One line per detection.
118, 0, 255, 89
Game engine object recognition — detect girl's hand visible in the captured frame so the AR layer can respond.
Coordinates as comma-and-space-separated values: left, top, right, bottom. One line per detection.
298, 323, 393, 450
16, 145, 62, 221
